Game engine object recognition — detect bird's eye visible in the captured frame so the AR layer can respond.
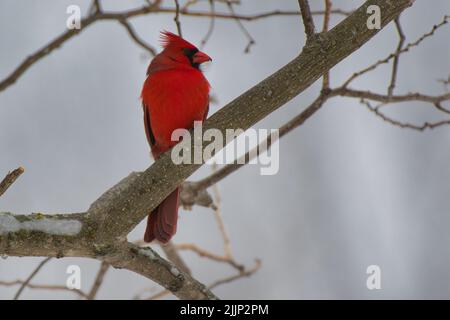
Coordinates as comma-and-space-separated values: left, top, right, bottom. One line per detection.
182, 48, 199, 58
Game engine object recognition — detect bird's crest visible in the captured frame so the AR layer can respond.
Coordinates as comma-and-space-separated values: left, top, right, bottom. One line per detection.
160, 30, 197, 50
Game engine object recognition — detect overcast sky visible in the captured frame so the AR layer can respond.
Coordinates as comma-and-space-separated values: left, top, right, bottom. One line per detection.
1, 0, 450, 299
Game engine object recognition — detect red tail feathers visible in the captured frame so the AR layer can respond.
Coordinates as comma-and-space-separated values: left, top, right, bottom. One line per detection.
144, 187, 180, 243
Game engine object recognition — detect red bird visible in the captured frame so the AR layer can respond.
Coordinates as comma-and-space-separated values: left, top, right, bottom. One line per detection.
141, 31, 211, 243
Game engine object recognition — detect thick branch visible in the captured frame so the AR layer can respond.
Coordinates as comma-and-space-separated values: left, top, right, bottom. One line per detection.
104, 243, 217, 300
0, 212, 216, 299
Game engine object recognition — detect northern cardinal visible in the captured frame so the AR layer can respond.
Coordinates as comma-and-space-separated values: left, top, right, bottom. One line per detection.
141, 31, 211, 243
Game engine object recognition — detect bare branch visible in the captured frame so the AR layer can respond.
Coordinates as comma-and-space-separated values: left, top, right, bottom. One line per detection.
361, 99, 450, 131
0, 280, 88, 299
174, 0, 183, 37
175, 243, 244, 271
208, 259, 261, 290
118, 19, 157, 56
322, 0, 332, 89
146, 288, 172, 300
86, 261, 110, 300
180, 181, 216, 210
89, 0, 102, 15
13, 257, 52, 300
126, 8, 351, 21
388, 17, 406, 96
298, 0, 316, 41
0, 167, 24, 198
225, 1, 255, 53
210, 171, 233, 259
0, 1, 163, 94
0, 4, 351, 95
0, 211, 217, 300
342, 14, 450, 87
332, 87, 450, 130
105, 242, 218, 300
333, 88, 450, 105
144, 258, 260, 300
200, 0, 216, 48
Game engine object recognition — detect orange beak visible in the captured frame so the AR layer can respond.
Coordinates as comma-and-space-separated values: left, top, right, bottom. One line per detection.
192, 51, 212, 64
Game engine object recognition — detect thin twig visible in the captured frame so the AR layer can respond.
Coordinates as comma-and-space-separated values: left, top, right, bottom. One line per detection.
0, 5, 349, 94
200, 0, 216, 48
0, 167, 24, 198
141, 8, 350, 21
225, 1, 255, 53
208, 259, 261, 290
0, 280, 88, 299
86, 261, 110, 300
174, 0, 183, 37
334, 88, 450, 104
361, 99, 450, 131
146, 289, 171, 300
322, 0, 332, 89
13, 257, 52, 300
175, 243, 244, 271
298, 0, 316, 41
388, 17, 405, 96
210, 165, 233, 259
0, 1, 163, 94
89, 0, 102, 15
118, 19, 157, 56
342, 15, 450, 87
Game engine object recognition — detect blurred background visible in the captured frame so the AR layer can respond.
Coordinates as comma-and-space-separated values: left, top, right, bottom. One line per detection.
1, 0, 450, 299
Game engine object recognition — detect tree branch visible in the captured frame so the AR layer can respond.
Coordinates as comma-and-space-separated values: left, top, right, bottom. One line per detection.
388, 17, 405, 96
0, 211, 217, 300
13, 257, 52, 300
0, 4, 349, 94
0, 167, 24, 198
118, 19, 157, 56
361, 99, 450, 131
86, 261, 110, 300
333, 88, 450, 104
104, 242, 217, 300
298, 0, 316, 41
321, 0, 332, 89
0, 280, 88, 299
174, 0, 183, 37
